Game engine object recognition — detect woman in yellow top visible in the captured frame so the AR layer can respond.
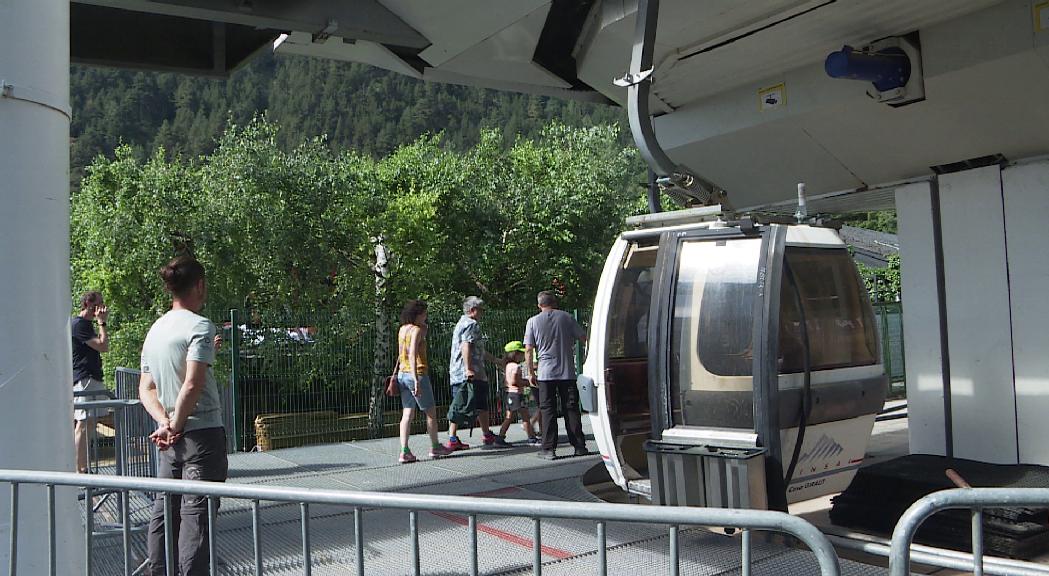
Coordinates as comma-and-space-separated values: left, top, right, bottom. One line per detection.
397, 300, 452, 463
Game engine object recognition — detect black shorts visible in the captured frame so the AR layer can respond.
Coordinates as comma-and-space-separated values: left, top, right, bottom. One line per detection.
505, 392, 525, 413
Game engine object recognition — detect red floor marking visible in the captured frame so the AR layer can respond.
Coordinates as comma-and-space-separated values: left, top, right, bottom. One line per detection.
469, 486, 522, 497
430, 511, 574, 560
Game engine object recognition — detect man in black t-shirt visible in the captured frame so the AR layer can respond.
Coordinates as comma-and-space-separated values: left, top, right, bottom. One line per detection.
72, 291, 109, 473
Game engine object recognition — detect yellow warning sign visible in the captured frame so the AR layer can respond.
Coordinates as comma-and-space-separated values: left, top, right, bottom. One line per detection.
758, 83, 786, 111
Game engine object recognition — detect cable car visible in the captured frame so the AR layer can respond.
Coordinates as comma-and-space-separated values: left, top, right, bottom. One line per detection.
579, 207, 887, 511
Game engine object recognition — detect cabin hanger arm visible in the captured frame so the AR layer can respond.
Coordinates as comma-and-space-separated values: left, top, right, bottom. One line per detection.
616, 0, 730, 211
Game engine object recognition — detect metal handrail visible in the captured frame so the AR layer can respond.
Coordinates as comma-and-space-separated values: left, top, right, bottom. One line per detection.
2, 469, 843, 576
889, 487, 1049, 576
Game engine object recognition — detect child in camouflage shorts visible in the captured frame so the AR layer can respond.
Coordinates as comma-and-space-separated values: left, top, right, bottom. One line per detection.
496, 341, 540, 446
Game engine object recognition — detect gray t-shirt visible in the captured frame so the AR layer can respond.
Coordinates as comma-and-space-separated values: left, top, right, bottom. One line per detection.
449, 315, 487, 383
524, 309, 585, 381
140, 309, 223, 432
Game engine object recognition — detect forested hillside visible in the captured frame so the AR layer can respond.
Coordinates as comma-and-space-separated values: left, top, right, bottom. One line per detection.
70, 52, 628, 177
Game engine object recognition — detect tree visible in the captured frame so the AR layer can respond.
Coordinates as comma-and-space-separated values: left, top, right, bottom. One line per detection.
71, 117, 645, 436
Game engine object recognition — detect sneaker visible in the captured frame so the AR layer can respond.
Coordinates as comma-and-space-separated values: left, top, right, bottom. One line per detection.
573, 447, 589, 457
527, 437, 541, 447
482, 432, 497, 446
446, 437, 470, 451
429, 444, 453, 459
399, 451, 418, 464
491, 435, 511, 448
537, 450, 556, 460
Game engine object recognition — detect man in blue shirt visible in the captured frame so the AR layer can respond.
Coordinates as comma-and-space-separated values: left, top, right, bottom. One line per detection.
447, 296, 508, 449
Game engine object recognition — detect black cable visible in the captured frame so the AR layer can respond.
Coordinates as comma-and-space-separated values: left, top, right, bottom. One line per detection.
783, 260, 812, 485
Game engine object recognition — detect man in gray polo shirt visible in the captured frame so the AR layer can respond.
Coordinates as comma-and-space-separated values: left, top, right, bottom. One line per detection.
524, 291, 588, 459
139, 255, 227, 576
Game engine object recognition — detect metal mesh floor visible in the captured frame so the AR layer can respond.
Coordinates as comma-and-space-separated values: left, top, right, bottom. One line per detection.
87, 418, 887, 575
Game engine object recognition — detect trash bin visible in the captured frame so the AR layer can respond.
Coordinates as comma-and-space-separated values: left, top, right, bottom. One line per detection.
644, 440, 767, 510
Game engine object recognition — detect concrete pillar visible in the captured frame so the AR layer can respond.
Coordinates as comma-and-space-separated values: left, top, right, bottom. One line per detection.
0, 0, 82, 572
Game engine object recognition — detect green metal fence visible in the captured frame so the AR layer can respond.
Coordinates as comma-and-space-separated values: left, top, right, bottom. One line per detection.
223, 307, 590, 451
873, 301, 906, 398
220, 303, 899, 452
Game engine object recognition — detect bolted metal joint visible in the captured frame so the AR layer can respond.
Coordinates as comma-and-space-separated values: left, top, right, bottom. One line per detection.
613, 68, 654, 88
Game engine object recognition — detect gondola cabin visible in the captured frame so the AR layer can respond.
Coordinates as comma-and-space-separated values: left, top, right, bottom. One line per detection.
578, 207, 887, 511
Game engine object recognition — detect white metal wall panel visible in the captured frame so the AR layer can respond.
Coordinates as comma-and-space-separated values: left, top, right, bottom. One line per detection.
1003, 160, 1049, 465
939, 165, 1018, 464
895, 181, 947, 456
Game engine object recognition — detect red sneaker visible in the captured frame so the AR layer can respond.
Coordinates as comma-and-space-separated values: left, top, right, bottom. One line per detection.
446, 438, 470, 451
483, 432, 497, 446
398, 451, 418, 464
429, 444, 453, 459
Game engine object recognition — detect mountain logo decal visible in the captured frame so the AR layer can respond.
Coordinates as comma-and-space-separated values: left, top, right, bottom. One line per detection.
798, 434, 843, 464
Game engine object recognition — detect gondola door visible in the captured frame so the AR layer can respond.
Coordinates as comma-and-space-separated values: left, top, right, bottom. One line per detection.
648, 224, 789, 510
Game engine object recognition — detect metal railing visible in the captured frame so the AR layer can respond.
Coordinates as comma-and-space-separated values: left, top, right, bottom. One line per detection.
2, 470, 843, 576
888, 487, 1049, 576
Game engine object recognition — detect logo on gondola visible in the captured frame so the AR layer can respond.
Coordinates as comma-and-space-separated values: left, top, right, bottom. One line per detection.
798, 434, 843, 464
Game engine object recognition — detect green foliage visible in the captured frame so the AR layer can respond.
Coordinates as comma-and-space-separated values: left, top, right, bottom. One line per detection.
837, 211, 897, 234
856, 254, 901, 303
70, 53, 629, 181
71, 118, 642, 386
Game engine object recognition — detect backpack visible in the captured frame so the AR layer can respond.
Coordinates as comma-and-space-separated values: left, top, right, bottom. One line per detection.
447, 380, 478, 429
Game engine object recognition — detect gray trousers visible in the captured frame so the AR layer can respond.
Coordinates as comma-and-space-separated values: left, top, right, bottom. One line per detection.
146, 427, 228, 576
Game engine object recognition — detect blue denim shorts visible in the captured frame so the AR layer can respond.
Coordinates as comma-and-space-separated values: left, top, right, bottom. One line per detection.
398, 372, 435, 411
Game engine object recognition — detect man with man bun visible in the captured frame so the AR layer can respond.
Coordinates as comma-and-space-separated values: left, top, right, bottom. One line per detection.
138, 255, 227, 576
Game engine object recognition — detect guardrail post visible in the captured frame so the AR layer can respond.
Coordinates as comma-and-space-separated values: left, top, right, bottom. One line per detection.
468, 514, 478, 576
85, 486, 94, 576
669, 525, 679, 576
533, 518, 542, 576
354, 507, 364, 576
597, 521, 607, 576
8, 483, 17, 576
972, 508, 984, 576
741, 529, 751, 576
47, 484, 56, 576
301, 502, 311, 576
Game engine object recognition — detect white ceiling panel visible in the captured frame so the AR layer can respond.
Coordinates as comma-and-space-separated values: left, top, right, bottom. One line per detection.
666, 118, 865, 207
800, 51, 1049, 186
379, 0, 549, 67
274, 33, 422, 78
437, 3, 570, 89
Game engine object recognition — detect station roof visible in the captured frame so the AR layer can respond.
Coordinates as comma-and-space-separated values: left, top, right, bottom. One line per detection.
73, 1, 1049, 210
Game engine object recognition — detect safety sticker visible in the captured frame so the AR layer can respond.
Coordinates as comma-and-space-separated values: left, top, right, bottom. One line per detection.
758, 83, 786, 111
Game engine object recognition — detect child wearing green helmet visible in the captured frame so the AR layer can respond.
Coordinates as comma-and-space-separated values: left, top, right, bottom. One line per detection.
496, 340, 540, 446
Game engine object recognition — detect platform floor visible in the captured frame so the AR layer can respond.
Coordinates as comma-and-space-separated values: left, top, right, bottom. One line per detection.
91, 417, 897, 575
